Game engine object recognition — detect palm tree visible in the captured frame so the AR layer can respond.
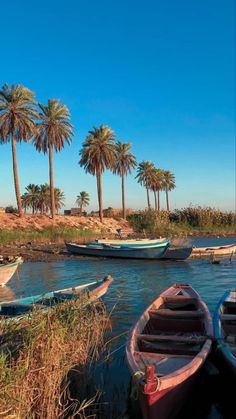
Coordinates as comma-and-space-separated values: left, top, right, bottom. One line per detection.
136, 161, 155, 209
0, 84, 38, 216
33, 99, 73, 219
162, 170, 176, 212
113, 142, 136, 219
38, 183, 50, 215
54, 188, 65, 214
76, 191, 90, 213
21, 184, 40, 214
79, 125, 117, 222
150, 168, 164, 211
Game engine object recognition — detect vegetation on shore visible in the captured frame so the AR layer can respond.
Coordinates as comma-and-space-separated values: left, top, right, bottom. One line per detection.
0, 227, 98, 245
0, 299, 108, 418
128, 206, 236, 237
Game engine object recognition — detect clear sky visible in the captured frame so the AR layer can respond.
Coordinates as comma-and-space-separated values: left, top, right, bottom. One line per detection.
0, 0, 235, 212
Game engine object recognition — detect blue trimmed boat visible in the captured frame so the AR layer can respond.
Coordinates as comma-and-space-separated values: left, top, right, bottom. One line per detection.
87, 238, 168, 249
0, 275, 113, 318
214, 290, 236, 376
66, 241, 170, 259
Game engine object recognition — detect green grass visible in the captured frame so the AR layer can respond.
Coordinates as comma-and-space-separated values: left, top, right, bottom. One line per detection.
0, 227, 98, 245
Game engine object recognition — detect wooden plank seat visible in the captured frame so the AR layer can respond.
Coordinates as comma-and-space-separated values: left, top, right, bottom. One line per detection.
137, 334, 206, 344
149, 309, 204, 320
220, 314, 236, 321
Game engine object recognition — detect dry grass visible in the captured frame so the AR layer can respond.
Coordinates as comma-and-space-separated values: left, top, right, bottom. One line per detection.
0, 300, 109, 418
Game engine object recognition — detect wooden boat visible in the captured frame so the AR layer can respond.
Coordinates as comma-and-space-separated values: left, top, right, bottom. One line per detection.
161, 247, 193, 260
0, 257, 23, 287
66, 241, 170, 259
214, 290, 236, 376
88, 238, 167, 248
0, 275, 113, 318
126, 284, 213, 419
192, 243, 236, 258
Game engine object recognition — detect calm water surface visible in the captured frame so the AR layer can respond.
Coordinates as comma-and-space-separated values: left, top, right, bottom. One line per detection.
1, 237, 236, 418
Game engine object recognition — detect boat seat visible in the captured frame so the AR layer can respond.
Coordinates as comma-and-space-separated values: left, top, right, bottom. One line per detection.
137, 334, 206, 344
220, 314, 236, 321
149, 309, 204, 320
163, 297, 198, 304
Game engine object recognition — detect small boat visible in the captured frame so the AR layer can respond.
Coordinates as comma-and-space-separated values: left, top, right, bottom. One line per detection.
0, 275, 113, 318
126, 283, 213, 419
87, 238, 167, 248
161, 247, 193, 260
214, 290, 236, 376
192, 244, 236, 258
0, 257, 23, 287
66, 241, 170, 259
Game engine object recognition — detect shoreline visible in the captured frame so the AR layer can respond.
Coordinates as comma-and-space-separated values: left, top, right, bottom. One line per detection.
1, 238, 235, 263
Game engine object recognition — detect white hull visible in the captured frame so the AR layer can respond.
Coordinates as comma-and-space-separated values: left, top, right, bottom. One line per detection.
0, 258, 23, 287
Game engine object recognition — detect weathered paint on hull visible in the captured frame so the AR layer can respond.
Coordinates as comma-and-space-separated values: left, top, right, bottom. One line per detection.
161, 247, 192, 260
66, 243, 169, 259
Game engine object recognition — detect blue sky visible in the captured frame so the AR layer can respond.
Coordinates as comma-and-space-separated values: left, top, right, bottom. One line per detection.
0, 0, 235, 211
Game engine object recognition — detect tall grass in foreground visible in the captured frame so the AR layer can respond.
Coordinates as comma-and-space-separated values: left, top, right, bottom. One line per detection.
0, 227, 99, 245
0, 300, 109, 418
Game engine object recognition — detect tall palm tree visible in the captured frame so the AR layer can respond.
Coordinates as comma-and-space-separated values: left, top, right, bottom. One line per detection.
79, 125, 117, 222
113, 142, 136, 219
150, 168, 164, 211
0, 84, 38, 217
33, 99, 73, 219
76, 191, 90, 213
136, 161, 155, 209
162, 170, 176, 212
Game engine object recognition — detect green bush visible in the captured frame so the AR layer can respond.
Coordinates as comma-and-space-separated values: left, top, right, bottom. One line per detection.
5, 205, 18, 214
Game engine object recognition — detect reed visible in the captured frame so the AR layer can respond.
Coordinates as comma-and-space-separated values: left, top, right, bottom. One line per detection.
0, 299, 109, 418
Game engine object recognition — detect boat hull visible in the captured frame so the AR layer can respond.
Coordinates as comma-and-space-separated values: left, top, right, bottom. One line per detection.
0, 258, 23, 287
66, 243, 169, 259
161, 247, 192, 260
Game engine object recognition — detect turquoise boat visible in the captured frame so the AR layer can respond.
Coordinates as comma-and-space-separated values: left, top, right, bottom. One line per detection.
0, 275, 113, 318
66, 241, 170, 259
87, 239, 168, 249
214, 290, 236, 376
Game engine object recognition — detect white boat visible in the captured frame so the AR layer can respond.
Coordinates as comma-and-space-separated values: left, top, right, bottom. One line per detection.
0, 257, 23, 287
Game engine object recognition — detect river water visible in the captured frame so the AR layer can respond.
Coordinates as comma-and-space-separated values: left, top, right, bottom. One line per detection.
1, 237, 236, 418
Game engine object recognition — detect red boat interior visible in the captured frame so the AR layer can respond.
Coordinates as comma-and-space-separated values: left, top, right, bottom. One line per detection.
134, 294, 208, 376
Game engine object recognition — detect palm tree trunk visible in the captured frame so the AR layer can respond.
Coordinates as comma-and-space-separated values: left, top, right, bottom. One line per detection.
97, 165, 103, 222
165, 188, 170, 212
122, 168, 126, 219
146, 188, 150, 209
154, 190, 157, 211
158, 190, 160, 212
11, 134, 23, 217
80, 204, 83, 213
49, 143, 56, 219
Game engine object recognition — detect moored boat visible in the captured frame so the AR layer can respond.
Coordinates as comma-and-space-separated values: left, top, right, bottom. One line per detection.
0, 275, 113, 318
126, 283, 213, 419
214, 290, 236, 376
87, 238, 167, 248
0, 256, 24, 287
192, 244, 236, 258
66, 241, 170, 259
161, 247, 193, 260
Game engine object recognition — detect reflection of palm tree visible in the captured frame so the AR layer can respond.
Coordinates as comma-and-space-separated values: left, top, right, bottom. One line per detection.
113, 142, 136, 219
0, 84, 38, 217
33, 100, 73, 219
76, 191, 90, 213
79, 125, 117, 222
162, 171, 176, 212
136, 161, 155, 209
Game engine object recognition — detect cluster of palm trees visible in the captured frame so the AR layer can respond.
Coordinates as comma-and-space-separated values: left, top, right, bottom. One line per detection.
79, 125, 175, 221
0, 84, 73, 219
76, 191, 90, 213
21, 184, 65, 214
0, 83, 176, 223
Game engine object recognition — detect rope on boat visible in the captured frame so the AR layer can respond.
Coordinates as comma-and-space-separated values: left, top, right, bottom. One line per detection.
130, 370, 161, 399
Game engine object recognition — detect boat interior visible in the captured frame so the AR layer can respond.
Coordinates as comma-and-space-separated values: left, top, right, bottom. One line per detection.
220, 298, 236, 356
134, 293, 208, 376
